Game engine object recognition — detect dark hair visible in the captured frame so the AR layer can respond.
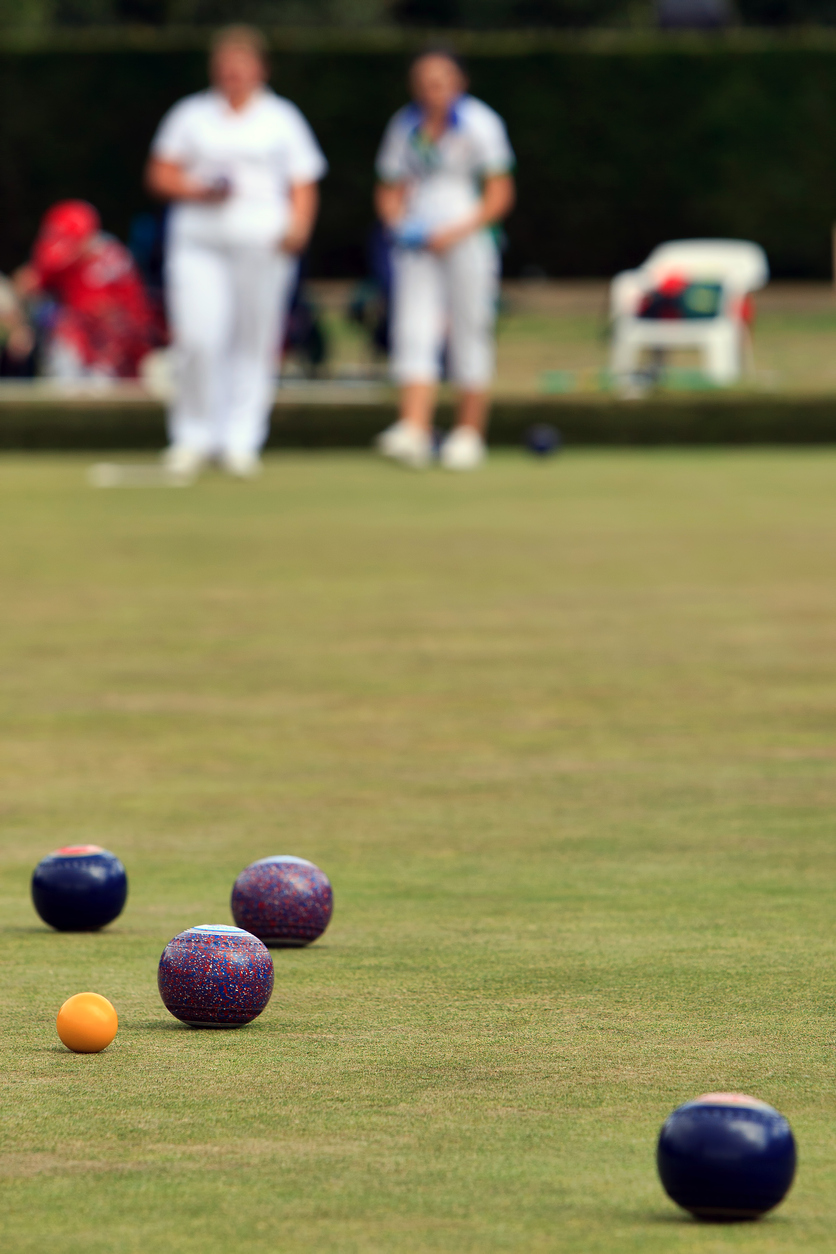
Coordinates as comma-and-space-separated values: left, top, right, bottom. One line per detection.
410, 46, 467, 76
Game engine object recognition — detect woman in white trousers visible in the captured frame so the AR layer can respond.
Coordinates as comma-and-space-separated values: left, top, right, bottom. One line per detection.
374, 51, 516, 471
146, 26, 327, 480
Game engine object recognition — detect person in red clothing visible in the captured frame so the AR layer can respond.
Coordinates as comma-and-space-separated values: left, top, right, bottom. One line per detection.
16, 200, 156, 379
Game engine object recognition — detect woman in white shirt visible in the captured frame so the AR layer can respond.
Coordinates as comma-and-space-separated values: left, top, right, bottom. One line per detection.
374, 51, 515, 471
146, 26, 327, 479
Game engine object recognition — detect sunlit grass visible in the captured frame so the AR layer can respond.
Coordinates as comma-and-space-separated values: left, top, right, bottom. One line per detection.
1, 450, 835, 1252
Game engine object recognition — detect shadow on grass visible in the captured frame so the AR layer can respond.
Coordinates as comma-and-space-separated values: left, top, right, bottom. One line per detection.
0, 928, 334, 945
33, 1046, 121, 1058
631, 1210, 691, 1227
640, 1209, 790, 1227
0, 926, 137, 936
270, 945, 331, 954
133, 1020, 264, 1032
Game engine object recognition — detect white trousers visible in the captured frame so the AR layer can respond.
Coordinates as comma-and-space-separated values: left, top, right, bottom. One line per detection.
165, 241, 297, 457
390, 231, 500, 389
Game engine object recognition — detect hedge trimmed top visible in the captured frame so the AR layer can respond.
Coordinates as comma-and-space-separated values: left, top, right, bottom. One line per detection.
4, 28, 836, 51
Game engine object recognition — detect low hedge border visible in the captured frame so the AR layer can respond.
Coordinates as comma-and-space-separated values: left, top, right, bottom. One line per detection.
3, 395, 836, 449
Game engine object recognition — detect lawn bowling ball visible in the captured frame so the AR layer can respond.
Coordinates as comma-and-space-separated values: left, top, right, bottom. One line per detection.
56, 991, 118, 1053
231, 856, 333, 947
157, 925, 274, 1028
525, 423, 562, 456
657, 1093, 796, 1221
31, 845, 128, 932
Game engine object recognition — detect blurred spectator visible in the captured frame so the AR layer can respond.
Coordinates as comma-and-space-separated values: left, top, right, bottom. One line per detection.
128, 210, 169, 346
283, 272, 328, 376
348, 223, 394, 359
0, 274, 36, 377
16, 200, 157, 380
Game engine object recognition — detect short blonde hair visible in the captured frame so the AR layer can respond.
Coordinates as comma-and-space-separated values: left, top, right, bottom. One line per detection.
210, 25, 269, 65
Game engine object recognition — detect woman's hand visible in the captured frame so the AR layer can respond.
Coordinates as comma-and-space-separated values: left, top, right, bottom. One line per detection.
428, 173, 516, 254
202, 178, 232, 204
5, 323, 35, 360
280, 218, 311, 255
427, 220, 475, 254
13, 265, 40, 298
280, 182, 319, 255
374, 182, 408, 232
145, 158, 231, 204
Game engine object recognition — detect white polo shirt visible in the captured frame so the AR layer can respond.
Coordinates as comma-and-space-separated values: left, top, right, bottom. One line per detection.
376, 94, 514, 232
151, 88, 327, 249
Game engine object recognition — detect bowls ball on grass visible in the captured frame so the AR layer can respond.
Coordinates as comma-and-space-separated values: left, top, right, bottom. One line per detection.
56, 992, 118, 1053
657, 1093, 796, 1221
32, 845, 128, 931
231, 856, 333, 947
158, 925, 274, 1027
525, 423, 562, 457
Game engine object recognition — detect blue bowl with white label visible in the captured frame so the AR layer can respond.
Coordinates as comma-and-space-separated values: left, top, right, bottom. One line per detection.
32, 844, 127, 931
657, 1092, 796, 1220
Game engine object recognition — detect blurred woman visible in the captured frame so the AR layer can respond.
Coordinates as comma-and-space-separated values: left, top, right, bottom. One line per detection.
374, 51, 515, 470
0, 272, 35, 377
146, 25, 327, 479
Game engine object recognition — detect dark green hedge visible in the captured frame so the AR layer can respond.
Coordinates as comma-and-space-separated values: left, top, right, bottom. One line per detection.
5, 394, 836, 448
2, 36, 836, 277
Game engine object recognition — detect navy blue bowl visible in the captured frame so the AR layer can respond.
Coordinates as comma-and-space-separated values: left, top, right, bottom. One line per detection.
31, 844, 128, 931
158, 925, 274, 1027
657, 1093, 796, 1220
231, 855, 333, 947
525, 424, 562, 457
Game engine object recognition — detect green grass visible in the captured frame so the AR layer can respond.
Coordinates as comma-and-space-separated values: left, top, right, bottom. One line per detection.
313, 282, 836, 397
494, 308, 836, 397
2, 450, 836, 1252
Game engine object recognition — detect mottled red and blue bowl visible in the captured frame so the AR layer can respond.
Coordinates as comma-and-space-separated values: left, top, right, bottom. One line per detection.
231, 856, 333, 947
157, 925, 274, 1027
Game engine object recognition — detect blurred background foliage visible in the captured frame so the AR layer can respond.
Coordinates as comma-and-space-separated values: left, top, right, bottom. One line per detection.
2, 0, 836, 279
3, 0, 836, 29
2, 44, 836, 278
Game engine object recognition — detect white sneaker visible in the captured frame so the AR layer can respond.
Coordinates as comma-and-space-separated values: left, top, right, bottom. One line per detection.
375, 421, 432, 470
439, 426, 486, 471
221, 450, 262, 479
161, 445, 205, 482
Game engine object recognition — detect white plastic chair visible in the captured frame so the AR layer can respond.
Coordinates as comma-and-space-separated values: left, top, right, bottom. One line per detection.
609, 239, 769, 387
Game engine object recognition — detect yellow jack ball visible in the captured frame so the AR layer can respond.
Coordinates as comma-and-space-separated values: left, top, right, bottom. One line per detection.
56, 992, 118, 1053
